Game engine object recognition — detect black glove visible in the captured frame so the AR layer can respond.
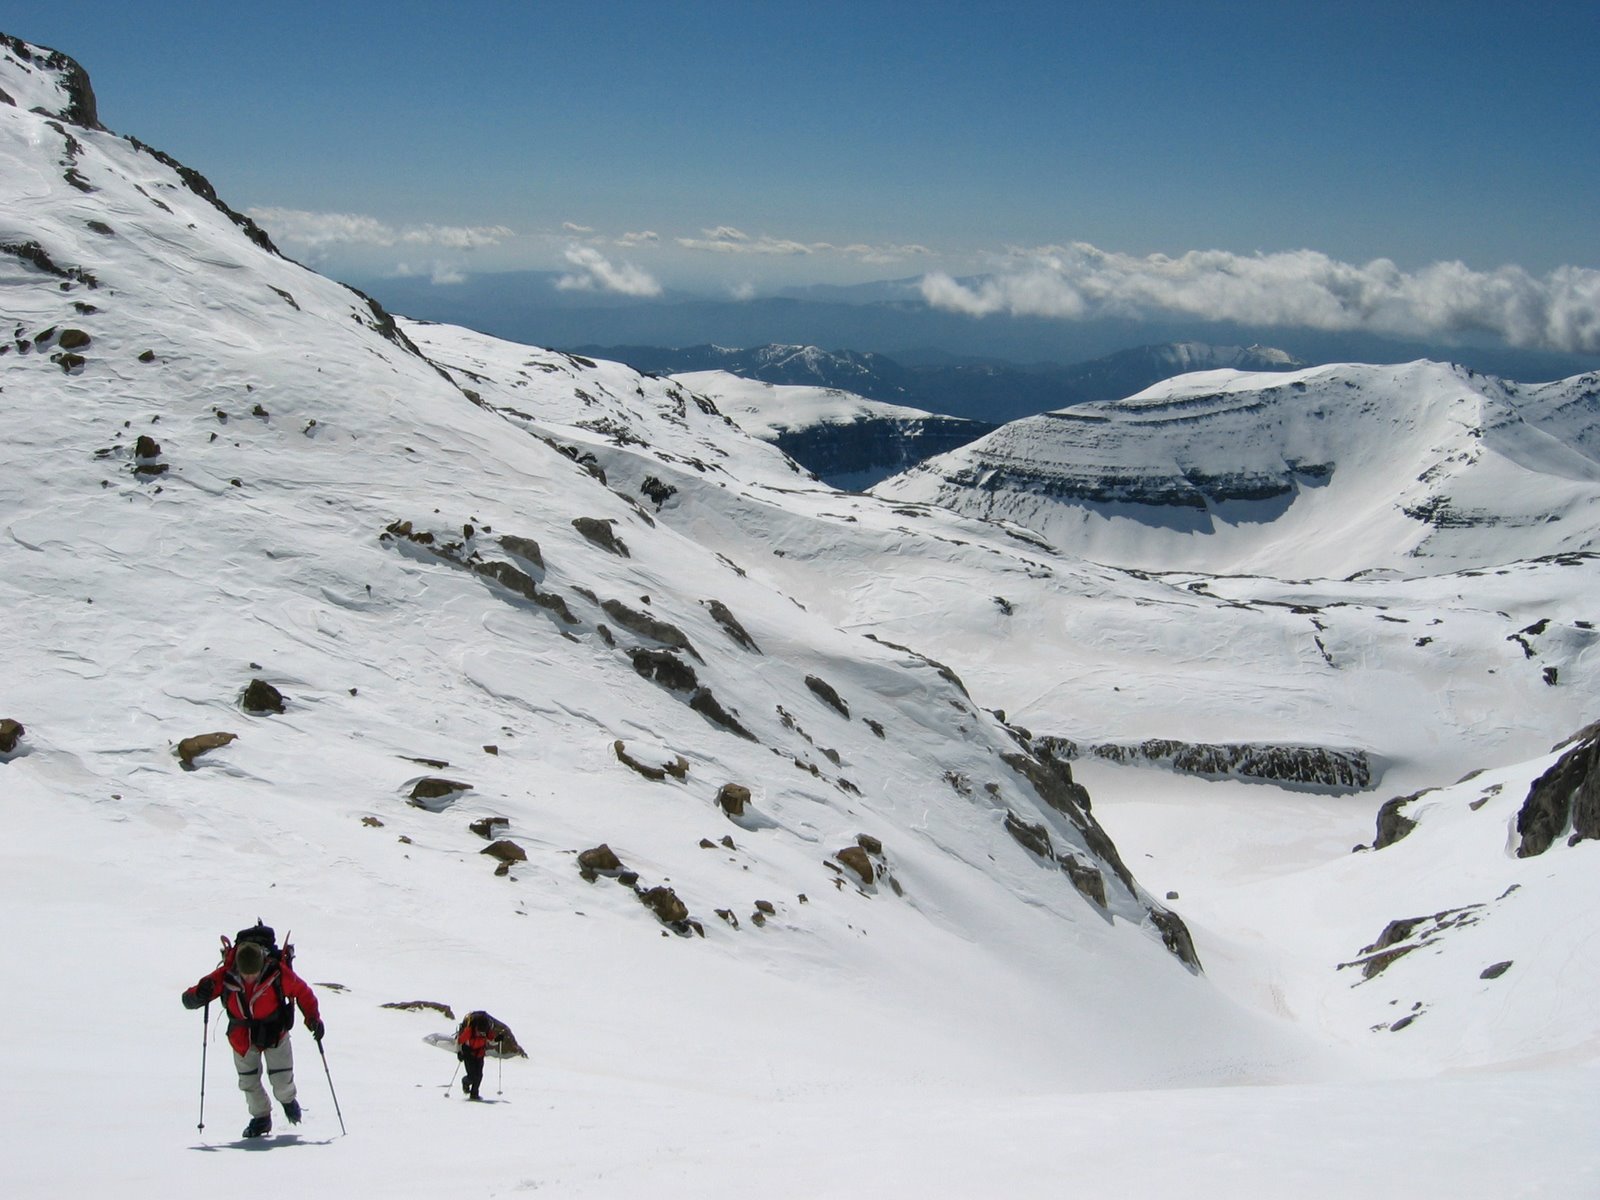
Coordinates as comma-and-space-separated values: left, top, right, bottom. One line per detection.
309, 1018, 325, 1043
183, 978, 215, 1009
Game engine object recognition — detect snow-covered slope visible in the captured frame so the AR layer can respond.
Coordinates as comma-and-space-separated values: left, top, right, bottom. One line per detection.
875, 361, 1600, 577
5, 34, 1599, 1198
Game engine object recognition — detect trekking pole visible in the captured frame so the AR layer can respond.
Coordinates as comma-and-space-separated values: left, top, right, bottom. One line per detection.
316, 1038, 347, 1135
444, 1056, 461, 1097
496, 1040, 504, 1096
197, 1003, 210, 1133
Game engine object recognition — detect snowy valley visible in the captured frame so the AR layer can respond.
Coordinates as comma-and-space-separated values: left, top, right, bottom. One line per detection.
2, 33, 1599, 1199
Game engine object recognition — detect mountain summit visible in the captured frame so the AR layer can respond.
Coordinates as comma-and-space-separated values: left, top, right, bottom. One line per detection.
876, 360, 1600, 577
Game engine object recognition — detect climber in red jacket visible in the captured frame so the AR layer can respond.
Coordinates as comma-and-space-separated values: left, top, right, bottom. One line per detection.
455, 1010, 495, 1100
183, 923, 323, 1138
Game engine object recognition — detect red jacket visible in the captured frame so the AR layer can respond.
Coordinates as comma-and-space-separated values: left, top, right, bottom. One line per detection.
457, 1017, 491, 1058
186, 948, 321, 1056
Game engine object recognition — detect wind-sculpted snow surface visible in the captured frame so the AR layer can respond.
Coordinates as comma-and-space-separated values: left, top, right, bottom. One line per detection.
875, 362, 1600, 577
5, 35, 1600, 1198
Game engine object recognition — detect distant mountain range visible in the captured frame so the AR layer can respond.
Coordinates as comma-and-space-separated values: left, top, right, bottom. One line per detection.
572, 340, 1309, 423
352, 267, 1600, 392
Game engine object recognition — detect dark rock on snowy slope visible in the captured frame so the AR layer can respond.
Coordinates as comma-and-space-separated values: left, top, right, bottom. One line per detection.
1046, 736, 1375, 793
1515, 720, 1600, 856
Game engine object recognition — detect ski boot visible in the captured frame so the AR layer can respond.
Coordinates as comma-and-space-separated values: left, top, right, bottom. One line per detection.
243, 1114, 272, 1139
283, 1099, 302, 1125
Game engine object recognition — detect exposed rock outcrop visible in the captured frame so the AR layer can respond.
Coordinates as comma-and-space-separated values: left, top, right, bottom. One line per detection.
1372, 793, 1421, 849
1046, 735, 1373, 793
1515, 721, 1600, 856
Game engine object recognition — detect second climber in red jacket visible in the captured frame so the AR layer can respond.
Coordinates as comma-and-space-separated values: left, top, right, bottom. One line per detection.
182, 924, 324, 1138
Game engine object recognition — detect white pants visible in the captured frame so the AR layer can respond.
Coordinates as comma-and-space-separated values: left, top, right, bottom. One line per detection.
233, 1038, 297, 1118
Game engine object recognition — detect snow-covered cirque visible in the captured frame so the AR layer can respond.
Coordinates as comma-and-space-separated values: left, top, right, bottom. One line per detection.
3, 34, 1599, 1198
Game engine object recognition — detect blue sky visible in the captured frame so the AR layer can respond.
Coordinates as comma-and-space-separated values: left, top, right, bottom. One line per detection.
11, 1, 1600, 352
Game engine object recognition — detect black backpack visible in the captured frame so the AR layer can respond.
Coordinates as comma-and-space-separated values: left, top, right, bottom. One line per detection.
227, 920, 295, 1049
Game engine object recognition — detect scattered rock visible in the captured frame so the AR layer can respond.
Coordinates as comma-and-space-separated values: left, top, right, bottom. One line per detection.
469, 817, 510, 840
688, 687, 756, 741
0, 718, 24, 755
716, 783, 751, 817
361, 816, 384, 828
572, 516, 629, 556
577, 844, 623, 881
480, 839, 526, 864
381, 1000, 455, 1020
640, 476, 677, 508
498, 533, 544, 570
627, 647, 698, 692
603, 599, 700, 659
408, 777, 472, 811
804, 674, 849, 717
614, 739, 689, 781
705, 599, 759, 652
57, 327, 90, 349
1480, 961, 1513, 980
240, 678, 286, 714
638, 885, 689, 927
835, 845, 875, 886
176, 731, 236, 769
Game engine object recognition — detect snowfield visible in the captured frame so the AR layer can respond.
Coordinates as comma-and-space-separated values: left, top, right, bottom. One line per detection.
2, 32, 1599, 1199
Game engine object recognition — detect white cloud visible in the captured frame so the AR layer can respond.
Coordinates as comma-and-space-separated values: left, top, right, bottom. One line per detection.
562, 221, 596, 235
246, 207, 513, 251
919, 243, 1600, 354
555, 244, 662, 297
674, 227, 931, 264
389, 262, 468, 285
616, 230, 660, 247
677, 227, 812, 256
